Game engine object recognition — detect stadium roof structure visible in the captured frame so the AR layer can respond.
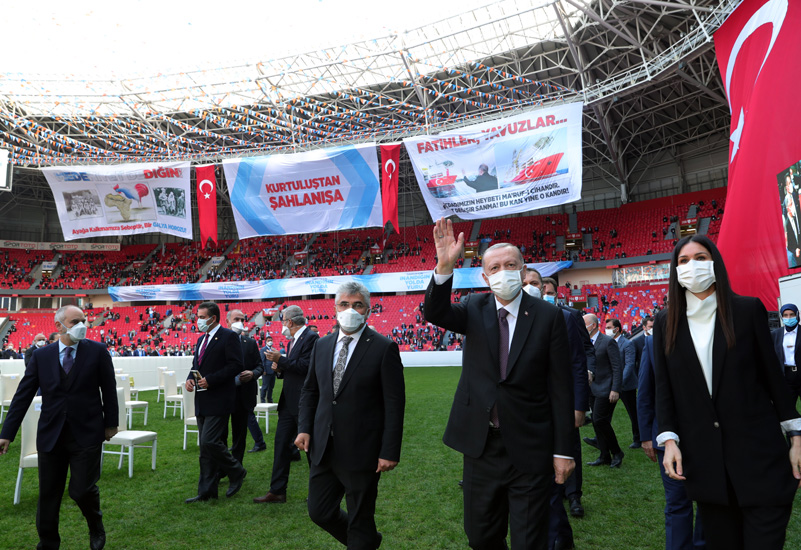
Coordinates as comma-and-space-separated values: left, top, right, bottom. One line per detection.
2, 0, 736, 224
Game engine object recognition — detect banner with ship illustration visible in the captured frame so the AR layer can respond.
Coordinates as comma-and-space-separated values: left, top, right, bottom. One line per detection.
404, 102, 583, 220
41, 162, 192, 241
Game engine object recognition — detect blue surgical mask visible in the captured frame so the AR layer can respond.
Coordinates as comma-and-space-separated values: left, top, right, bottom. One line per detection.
544, 295, 556, 304
784, 317, 798, 328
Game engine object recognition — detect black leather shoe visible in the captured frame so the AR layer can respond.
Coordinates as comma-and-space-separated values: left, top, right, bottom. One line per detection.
248, 444, 267, 453
185, 495, 217, 503
376, 531, 383, 549
587, 457, 610, 466
89, 523, 106, 550
568, 495, 584, 518
582, 416, 593, 426
583, 437, 599, 449
629, 441, 642, 449
226, 469, 247, 497
553, 536, 575, 550
610, 452, 625, 468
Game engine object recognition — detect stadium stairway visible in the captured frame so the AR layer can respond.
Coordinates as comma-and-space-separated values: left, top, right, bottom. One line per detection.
469, 220, 482, 242
197, 240, 240, 283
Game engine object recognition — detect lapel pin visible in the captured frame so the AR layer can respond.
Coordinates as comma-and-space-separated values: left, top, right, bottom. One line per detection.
524, 311, 529, 316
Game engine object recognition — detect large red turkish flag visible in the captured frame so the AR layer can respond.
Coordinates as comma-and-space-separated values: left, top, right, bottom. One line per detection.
715, 0, 801, 307
381, 144, 401, 233
195, 165, 218, 248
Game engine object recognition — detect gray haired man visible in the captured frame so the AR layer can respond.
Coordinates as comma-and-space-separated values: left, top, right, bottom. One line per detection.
253, 305, 320, 503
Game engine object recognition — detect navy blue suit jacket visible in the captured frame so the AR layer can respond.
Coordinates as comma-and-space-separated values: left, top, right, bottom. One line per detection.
0, 339, 118, 453
275, 327, 319, 416
188, 327, 243, 417
636, 335, 660, 448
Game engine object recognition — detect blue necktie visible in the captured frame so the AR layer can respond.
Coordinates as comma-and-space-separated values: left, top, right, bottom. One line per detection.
63, 347, 74, 375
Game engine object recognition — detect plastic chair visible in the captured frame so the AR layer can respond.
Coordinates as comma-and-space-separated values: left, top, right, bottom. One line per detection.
254, 402, 278, 434
163, 371, 183, 419
156, 366, 168, 402
115, 374, 148, 428
1, 374, 22, 424
182, 387, 198, 450
14, 396, 42, 505
102, 387, 157, 478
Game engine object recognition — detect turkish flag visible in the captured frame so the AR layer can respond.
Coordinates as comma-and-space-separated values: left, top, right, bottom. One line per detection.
381, 144, 401, 233
715, 0, 801, 307
195, 165, 218, 248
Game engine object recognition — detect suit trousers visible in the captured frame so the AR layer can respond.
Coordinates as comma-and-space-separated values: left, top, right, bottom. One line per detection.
562, 427, 582, 499
619, 389, 640, 444
269, 411, 304, 495
463, 428, 550, 550
783, 366, 801, 407
260, 373, 275, 403
197, 414, 245, 498
36, 425, 103, 550
656, 450, 705, 550
591, 396, 621, 459
307, 437, 382, 550
230, 404, 254, 466
246, 411, 265, 447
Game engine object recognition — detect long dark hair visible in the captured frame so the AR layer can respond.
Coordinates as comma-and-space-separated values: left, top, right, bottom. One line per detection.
664, 235, 736, 354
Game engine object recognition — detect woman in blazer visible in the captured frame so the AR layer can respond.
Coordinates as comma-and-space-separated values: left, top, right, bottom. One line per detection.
654, 235, 801, 550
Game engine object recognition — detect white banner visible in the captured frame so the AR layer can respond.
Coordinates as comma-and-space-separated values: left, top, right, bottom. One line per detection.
0, 240, 121, 251
108, 262, 571, 302
404, 102, 583, 220
41, 162, 192, 241
210, 256, 225, 266
41, 261, 58, 270
222, 144, 382, 237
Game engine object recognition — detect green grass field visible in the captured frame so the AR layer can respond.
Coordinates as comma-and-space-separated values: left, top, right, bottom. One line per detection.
1, 367, 800, 549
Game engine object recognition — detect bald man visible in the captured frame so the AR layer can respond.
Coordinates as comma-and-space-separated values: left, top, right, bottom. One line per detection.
0, 305, 118, 550
25, 332, 48, 367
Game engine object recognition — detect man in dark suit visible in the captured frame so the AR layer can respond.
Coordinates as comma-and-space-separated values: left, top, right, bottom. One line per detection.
606, 318, 640, 449
425, 219, 574, 550
462, 163, 499, 193
638, 335, 705, 549
772, 303, 801, 405
225, 309, 266, 465
253, 305, 319, 504
24, 332, 48, 367
296, 281, 405, 549
260, 336, 277, 403
583, 314, 624, 468
184, 301, 247, 503
0, 305, 118, 550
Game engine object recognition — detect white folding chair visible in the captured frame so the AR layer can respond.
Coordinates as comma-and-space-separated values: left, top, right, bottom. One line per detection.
254, 402, 278, 434
156, 366, 168, 402
163, 371, 183, 419
113, 367, 124, 374
116, 374, 148, 428
14, 396, 42, 505
182, 387, 199, 450
102, 387, 157, 478
1, 374, 22, 424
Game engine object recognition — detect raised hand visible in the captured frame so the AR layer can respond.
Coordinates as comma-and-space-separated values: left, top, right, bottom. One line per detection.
433, 217, 465, 275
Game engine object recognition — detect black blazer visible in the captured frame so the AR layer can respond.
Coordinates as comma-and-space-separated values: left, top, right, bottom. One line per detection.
236, 334, 264, 411
559, 305, 591, 411
188, 326, 243, 417
0, 340, 118, 453
589, 333, 621, 398
298, 327, 405, 472
275, 327, 319, 416
654, 296, 800, 506
424, 275, 574, 474
771, 326, 800, 370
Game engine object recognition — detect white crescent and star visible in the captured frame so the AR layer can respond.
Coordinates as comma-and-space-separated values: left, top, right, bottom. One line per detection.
724, 0, 787, 164
384, 159, 396, 177
199, 179, 214, 200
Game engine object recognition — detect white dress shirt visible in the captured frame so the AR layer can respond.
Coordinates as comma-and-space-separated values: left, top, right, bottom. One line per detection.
332, 324, 367, 373
783, 327, 797, 367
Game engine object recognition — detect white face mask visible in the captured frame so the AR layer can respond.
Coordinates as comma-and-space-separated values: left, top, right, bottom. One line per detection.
231, 321, 245, 334
605, 328, 615, 337
281, 325, 292, 339
197, 317, 211, 333
66, 321, 87, 343
523, 285, 542, 299
676, 259, 716, 294
35, 340, 46, 348
644, 328, 652, 336
486, 269, 523, 301
337, 308, 365, 333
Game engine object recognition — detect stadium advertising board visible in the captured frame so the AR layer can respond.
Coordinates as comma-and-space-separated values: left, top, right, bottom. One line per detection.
108, 261, 572, 302
222, 144, 383, 238
404, 102, 583, 220
41, 162, 192, 241
0, 240, 120, 251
